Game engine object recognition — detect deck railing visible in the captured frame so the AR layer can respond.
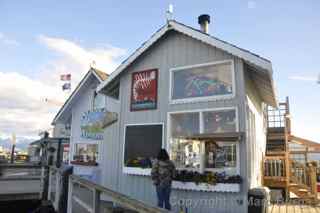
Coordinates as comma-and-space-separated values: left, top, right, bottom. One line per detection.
290, 162, 317, 195
0, 163, 42, 201
68, 174, 170, 213
263, 156, 286, 178
0, 163, 41, 180
48, 166, 62, 210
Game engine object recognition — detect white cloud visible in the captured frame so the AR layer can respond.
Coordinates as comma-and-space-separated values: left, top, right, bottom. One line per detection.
38, 35, 125, 74
0, 36, 125, 139
289, 75, 317, 81
0, 32, 19, 46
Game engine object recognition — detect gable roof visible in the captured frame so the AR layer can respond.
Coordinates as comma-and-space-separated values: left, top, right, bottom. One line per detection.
52, 68, 108, 125
97, 20, 277, 106
290, 135, 320, 148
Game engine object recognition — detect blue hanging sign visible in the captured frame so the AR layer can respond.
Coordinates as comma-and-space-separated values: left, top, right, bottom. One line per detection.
80, 108, 118, 140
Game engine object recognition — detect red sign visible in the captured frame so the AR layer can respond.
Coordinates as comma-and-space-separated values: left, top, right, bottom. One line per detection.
130, 69, 158, 111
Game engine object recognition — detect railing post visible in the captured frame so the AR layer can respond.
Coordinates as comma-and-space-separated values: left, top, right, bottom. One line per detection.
48, 168, 52, 201
93, 189, 100, 213
67, 176, 73, 213
54, 171, 60, 209
308, 163, 317, 197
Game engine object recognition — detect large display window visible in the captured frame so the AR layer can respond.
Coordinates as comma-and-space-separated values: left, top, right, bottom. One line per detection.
71, 143, 99, 166
170, 60, 235, 104
168, 108, 239, 174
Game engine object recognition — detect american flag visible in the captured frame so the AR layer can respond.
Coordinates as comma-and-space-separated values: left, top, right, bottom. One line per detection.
62, 83, 71, 91
60, 74, 71, 81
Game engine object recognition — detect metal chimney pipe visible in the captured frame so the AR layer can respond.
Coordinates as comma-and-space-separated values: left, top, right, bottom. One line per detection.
198, 14, 211, 34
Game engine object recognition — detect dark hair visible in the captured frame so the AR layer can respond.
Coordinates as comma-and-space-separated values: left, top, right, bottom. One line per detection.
157, 149, 169, 161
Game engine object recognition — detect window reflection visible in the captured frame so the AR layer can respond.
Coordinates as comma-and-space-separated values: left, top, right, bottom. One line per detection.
172, 61, 233, 100
93, 92, 105, 110
203, 110, 236, 133
169, 110, 238, 172
72, 144, 98, 165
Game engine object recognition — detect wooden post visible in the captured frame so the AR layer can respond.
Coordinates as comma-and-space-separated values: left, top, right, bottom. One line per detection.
48, 169, 52, 201
308, 164, 317, 197
93, 189, 101, 213
54, 171, 60, 209
56, 138, 62, 168
67, 177, 73, 213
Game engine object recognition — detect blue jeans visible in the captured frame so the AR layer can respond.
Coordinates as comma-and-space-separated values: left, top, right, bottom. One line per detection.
156, 185, 171, 210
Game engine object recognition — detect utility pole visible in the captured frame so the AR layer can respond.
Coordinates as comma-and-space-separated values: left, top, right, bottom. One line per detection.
10, 133, 16, 164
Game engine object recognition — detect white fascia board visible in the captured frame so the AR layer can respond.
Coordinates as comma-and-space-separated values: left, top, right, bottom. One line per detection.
97, 20, 275, 100
170, 21, 273, 72
97, 24, 170, 92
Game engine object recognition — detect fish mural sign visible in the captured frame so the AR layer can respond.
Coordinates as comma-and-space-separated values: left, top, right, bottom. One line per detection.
81, 108, 118, 140
130, 69, 158, 111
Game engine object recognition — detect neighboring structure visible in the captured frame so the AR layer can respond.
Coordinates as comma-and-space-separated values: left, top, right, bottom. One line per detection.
28, 136, 69, 164
52, 67, 119, 182
91, 15, 277, 213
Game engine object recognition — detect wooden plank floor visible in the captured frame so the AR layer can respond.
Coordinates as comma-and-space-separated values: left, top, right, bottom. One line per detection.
269, 204, 320, 213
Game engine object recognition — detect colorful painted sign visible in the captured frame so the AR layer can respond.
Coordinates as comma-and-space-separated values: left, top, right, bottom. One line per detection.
80, 108, 118, 140
130, 69, 158, 111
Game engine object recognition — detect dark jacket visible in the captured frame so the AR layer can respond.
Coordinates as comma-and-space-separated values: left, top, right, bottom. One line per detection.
151, 159, 176, 187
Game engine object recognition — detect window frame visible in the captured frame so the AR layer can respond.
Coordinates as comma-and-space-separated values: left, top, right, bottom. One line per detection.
169, 60, 236, 104
71, 141, 100, 166
167, 107, 240, 175
122, 122, 164, 175
92, 90, 106, 111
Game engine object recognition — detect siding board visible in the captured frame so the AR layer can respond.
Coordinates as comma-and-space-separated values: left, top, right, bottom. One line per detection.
104, 31, 249, 213
78, 30, 273, 213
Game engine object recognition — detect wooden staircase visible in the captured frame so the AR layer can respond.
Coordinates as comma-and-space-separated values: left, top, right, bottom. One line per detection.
263, 97, 319, 204
289, 162, 318, 204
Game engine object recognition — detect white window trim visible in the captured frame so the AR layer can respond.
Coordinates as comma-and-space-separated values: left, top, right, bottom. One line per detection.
92, 90, 106, 111
71, 141, 100, 166
123, 122, 164, 175
166, 107, 240, 175
169, 60, 236, 105
204, 142, 240, 175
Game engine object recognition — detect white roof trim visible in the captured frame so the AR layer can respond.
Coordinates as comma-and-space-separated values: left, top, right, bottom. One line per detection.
170, 21, 273, 72
97, 24, 169, 92
52, 69, 104, 125
97, 20, 275, 104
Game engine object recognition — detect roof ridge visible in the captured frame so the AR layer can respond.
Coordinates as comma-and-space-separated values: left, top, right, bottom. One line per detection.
91, 67, 109, 81
170, 20, 271, 63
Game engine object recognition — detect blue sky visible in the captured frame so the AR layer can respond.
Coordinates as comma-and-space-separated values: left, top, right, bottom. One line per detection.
0, 0, 319, 142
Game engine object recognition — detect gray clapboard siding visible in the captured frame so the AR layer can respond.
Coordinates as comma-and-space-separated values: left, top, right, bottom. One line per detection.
98, 31, 249, 213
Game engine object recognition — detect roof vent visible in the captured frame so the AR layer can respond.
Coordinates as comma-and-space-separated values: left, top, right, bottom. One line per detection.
198, 14, 210, 34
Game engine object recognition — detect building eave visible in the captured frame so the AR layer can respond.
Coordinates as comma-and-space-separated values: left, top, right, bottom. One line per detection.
97, 20, 277, 106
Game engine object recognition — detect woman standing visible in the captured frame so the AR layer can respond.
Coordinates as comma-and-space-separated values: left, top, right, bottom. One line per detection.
151, 149, 176, 210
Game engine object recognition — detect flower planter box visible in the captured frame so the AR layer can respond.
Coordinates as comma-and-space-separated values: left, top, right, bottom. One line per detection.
123, 167, 151, 176
172, 181, 240, 192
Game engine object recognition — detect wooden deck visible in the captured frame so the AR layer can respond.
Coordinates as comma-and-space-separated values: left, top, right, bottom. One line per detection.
269, 204, 320, 213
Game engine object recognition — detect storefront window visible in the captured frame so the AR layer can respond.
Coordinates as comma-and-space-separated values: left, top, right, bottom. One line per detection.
203, 110, 237, 133
171, 113, 199, 137
72, 143, 98, 165
205, 142, 237, 169
171, 61, 233, 102
169, 109, 238, 172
